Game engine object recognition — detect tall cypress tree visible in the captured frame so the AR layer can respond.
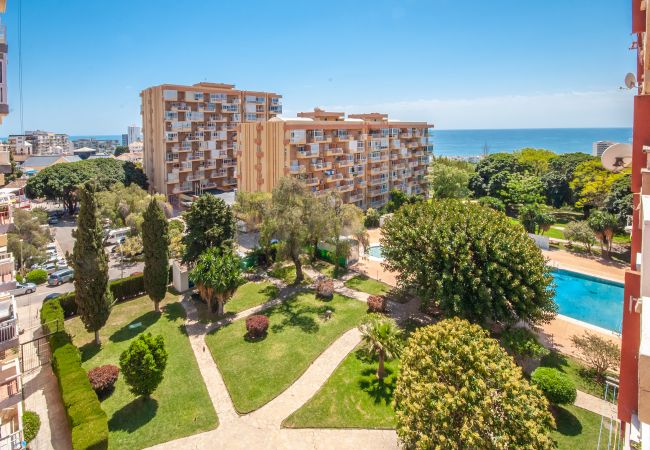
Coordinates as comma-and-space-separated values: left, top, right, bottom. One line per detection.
143, 198, 169, 312
71, 181, 113, 345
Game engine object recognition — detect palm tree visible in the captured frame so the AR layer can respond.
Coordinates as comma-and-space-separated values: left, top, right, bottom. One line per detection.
190, 246, 242, 316
358, 314, 403, 381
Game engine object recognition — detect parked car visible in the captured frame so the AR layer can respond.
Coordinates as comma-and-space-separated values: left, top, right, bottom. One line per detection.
47, 217, 59, 225
105, 227, 130, 246
44, 293, 61, 301
48, 269, 74, 286
11, 282, 36, 296
41, 263, 58, 274
49, 210, 64, 218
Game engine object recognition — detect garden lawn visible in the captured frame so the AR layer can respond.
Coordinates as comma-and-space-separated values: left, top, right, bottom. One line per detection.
66, 293, 217, 450
344, 275, 392, 296
540, 351, 614, 400
552, 404, 613, 449
283, 346, 398, 428
206, 291, 367, 413
311, 260, 347, 279
269, 264, 312, 285
225, 281, 279, 314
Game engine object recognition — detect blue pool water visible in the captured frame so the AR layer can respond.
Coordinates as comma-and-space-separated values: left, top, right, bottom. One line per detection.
366, 246, 623, 332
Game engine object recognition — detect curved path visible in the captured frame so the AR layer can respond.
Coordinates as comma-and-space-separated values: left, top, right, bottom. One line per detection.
146, 279, 398, 450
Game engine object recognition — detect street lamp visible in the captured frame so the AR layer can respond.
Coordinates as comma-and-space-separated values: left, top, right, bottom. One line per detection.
19, 239, 23, 277
118, 241, 124, 279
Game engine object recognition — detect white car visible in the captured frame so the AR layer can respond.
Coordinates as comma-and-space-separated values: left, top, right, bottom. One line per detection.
11, 282, 36, 296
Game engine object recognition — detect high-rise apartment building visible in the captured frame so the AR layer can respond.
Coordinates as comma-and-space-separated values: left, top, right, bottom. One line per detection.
617, 1, 650, 447
141, 82, 282, 204
593, 140, 616, 157
237, 108, 432, 209
127, 125, 141, 145
8, 131, 72, 156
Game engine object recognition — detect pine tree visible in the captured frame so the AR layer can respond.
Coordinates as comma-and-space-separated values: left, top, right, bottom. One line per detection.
71, 181, 113, 345
143, 199, 169, 312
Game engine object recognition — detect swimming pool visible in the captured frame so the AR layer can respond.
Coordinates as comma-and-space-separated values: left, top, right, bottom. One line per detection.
365, 245, 624, 332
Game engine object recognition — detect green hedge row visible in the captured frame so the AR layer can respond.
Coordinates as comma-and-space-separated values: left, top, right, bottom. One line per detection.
41, 298, 108, 450
59, 274, 147, 317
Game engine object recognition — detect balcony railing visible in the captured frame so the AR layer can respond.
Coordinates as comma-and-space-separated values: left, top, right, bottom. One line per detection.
289, 165, 306, 174
0, 430, 21, 450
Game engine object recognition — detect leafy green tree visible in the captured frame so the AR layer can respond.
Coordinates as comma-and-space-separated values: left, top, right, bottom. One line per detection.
70, 181, 113, 345
7, 209, 51, 271
358, 314, 402, 381
570, 160, 625, 211
304, 194, 332, 262
563, 221, 596, 254
543, 152, 595, 207
394, 318, 556, 449
427, 161, 471, 198
113, 146, 129, 157
381, 200, 556, 326
363, 208, 380, 228
501, 173, 544, 210
182, 194, 236, 264
25, 159, 147, 214
234, 191, 271, 232
119, 333, 168, 398
168, 219, 185, 260
604, 173, 633, 227
190, 246, 243, 316
97, 183, 169, 230
477, 196, 505, 212
325, 191, 364, 271
263, 177, 310, 282
469, 153, 525, 197
143, 199, 169, 312
519, 204, 554, 234
588, 210, 618, 258
514, 148, 555, 176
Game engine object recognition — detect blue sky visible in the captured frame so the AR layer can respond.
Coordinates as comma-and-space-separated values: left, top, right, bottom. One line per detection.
0, 0, 635, 134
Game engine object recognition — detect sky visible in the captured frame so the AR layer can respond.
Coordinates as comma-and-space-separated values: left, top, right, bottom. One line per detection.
0, 0, 636, 135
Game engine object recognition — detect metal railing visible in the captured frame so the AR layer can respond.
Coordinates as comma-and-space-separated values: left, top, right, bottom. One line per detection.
597, 377, 622, 450
0, 430, 21, 450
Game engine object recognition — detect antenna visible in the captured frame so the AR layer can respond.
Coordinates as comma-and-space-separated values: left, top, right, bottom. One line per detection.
601, 143, 632, 172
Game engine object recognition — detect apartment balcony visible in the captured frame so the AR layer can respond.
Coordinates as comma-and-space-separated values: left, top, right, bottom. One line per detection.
211, 170, 227, 178
170, 102, 190, 112
324, 173, 344, 183
369, 186, 389, 197
355, 179, 367, 188
289, 165, 306, 174
222, 160, 237, 168
0, 359, 20, 412
208, 114, 227, 122
296, 149, 319, 159
184, 133, 205, 142
224, 178, 237, 186
198, 104, 217, 113
179, 164, 192, 172
336, 158, 354, 169
186, 173, 203, 182
166, 154, 179, 163
222, 104, 240, 113
180, 142, 193, 152
337, 182, 354, 193
210, 150, 228, 159
209, 93, 227, 103
369, 176, 388, 185
349, 192, 364, 203
165, 133, 178, 143
187, 153, 203, 161
0, 295, 18, 353
305, 177, 320, 187
310, 161, 332, 171
307, 134, 326, 144
269, 105, 282, 114
370, 166, 389, 176
408, 161, 419, 168
166, 174, 179, 183
324, 147, 344, 157
400, 132, 412, 139
370, 198, 387, 209
369, 153, 389, 163
0, 429, 21, 450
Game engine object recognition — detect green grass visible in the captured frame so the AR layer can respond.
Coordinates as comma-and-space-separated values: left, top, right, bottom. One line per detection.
311, 260, 347, 279
205, 291, 367, 413
67, 293, 218, 450
552, 404, 613, 449
268, 264, 312, 285
545, 226, 566, 240
284, 347, 398, 428
540, 352, 614, 400
192, 281, 280, 323
344, 274, 392, 296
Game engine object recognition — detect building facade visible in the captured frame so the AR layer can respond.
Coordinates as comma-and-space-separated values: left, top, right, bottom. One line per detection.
237, 108, 432, 209
127, 125, 141, 145
593, 140, 616, 157
618, 1, 650, 447
140, 82, 282, 204
9, 131, 73, 156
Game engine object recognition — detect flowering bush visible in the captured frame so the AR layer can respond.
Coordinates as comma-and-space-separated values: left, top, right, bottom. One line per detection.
367, 295, 386, 313
87, 364, 120, 395
246, 315, 269, 339
315, 278, 334, 300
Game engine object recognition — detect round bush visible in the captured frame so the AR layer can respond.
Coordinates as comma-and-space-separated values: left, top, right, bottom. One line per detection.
26, 269, 48, 285
246, 315, 269, 339
367, 295, 386, 313
315, 278, 334, 300
15, 273, 23, 283
87, 364, 120, 395
22, 410, 41, 443
531, 367, 577, 405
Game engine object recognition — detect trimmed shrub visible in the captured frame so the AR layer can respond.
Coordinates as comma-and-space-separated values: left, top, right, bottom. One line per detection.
110, 274, 146, 301
315, 278, 334, 300
367, 295, 386, 313
531, 367, 577, 405
87, 365, 119, 396
245, 315, 269, 339
501, 327, 550, 360
120, 333, 168, 398
26, 269, 48, 285
23, 410, 41, 443
58, 292, 77, 317
40, 297, 108, 450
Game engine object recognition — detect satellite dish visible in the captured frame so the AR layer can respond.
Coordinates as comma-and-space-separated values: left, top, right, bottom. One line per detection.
601, 143, 632, 172
625, 73, 637, 89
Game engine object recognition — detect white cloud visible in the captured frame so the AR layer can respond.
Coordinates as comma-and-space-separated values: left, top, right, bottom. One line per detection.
313, 90, 634, 129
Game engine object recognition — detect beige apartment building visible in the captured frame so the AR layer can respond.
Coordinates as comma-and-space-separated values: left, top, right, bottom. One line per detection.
140, 82, 282, 204
237, 108, 433, 210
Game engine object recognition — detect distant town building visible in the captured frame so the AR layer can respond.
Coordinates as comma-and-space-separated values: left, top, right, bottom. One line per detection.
592, 140, 616, 157
121, 134, 128, 147
141, 82, 282, 205
127, 125, 142, 145
72, 138, 119, 152
20, 155, 81, 175
73, 147, 98, 160
8, 130, 73, 156
128, 141, 143, 153
3, 135, 31, 162
237, 108, 433, 209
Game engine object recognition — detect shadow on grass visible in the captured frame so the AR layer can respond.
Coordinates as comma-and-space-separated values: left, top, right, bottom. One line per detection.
358, 367, 397, 406
269, 299, 334, 334
260, 284, 280, 298
109, 310, 162, 343
163, 302, 189, 336
553, 405, 582, 437
108, 397, 159, 432
79, 342, 101, 363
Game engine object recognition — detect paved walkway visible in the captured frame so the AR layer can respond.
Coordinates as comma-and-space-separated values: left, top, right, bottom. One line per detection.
574, 390, 617, 418
147, 279, 398, 449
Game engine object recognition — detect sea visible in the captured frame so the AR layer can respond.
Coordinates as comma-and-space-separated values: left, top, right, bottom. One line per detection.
432, 128, 632, 157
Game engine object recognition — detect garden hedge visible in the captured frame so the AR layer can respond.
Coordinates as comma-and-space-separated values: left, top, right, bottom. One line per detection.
531, 367, 577, 405
41, 297, 108, 450
58, 273, 147, 317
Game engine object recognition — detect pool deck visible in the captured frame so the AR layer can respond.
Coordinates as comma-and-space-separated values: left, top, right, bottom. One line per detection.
356, 229, 623, 360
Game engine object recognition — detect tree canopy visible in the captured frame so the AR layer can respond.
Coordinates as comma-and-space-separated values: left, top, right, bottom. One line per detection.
427, 159, 472, 199
394, 318, 555, 449
190, 246, 243, 316
25, 159, 147, 214
469, 153, 525, 198
182, 194, 236, 264
381, 200, 556, 326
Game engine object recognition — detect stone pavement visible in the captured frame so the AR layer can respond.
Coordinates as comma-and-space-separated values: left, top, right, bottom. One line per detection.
575, 390, 617, 418
147, 284, 398, 450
